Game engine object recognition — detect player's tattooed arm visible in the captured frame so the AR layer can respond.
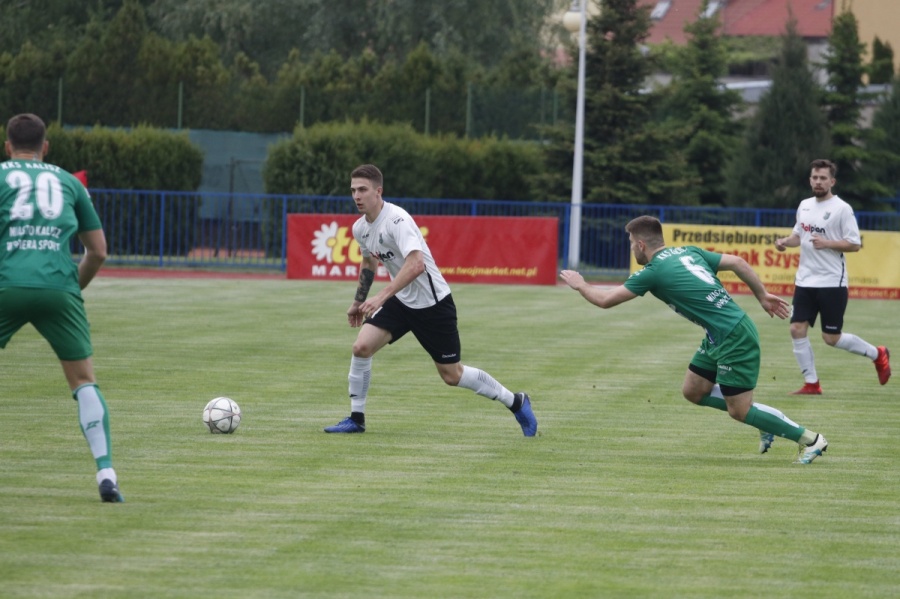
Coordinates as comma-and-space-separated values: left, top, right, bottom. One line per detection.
354, 267, 375, 302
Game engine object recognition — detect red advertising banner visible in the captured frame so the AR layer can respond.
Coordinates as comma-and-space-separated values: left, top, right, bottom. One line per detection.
287, 214, 558, 285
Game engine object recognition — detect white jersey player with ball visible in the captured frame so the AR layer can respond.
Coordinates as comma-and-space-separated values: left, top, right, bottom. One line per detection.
775, 158, 891, 395
323, 164, 537, 436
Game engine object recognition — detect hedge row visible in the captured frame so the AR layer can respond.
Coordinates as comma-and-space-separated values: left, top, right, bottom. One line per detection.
264, 120, 545, 201
0, 123, 204, 191
0, 123, 204, 255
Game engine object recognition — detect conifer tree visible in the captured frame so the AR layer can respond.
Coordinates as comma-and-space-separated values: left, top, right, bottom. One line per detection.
580, 0, 693, 204
869, 36, 895, 85
862, 77, 900, 204
660, 3, 742, 206
820, 8, 890, 209
725, 19, 828, 208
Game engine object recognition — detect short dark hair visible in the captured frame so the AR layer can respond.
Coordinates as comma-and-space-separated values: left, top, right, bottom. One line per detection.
6, 113, 46, 153
625, 215, 665, 247
810, 158, 837, 178
351, 164, 383, 187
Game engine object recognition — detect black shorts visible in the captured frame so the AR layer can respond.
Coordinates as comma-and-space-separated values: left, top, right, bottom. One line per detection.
366, 294, 461, 364
791, 286, 848, 334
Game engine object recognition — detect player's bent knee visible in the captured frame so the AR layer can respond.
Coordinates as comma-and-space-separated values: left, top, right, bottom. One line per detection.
351, 342, 375, 358
440, 372, 461, 386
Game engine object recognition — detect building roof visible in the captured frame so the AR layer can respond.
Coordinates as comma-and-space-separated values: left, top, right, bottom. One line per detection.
639, 0, 834, 45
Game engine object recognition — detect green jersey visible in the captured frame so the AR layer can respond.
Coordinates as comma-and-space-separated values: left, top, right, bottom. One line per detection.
0, 159, 101, 295
623, 246, 745, 347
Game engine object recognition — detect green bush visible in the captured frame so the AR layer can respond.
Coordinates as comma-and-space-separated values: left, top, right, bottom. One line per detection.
263, 120, 543, 199
42, 124, 203, 190
260, 120, 545, 256
1, 122, 204, 256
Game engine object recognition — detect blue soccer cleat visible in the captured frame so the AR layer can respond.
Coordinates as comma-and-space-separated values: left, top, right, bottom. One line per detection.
324, 417, 366, 433
759, 430, 775, 454
99, 479, 124, 503
512, 393, 537, 437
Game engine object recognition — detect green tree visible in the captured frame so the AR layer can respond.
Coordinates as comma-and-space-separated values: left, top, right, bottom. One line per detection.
869, 36, 894, 85
148, 0, 565, 78
65, 0, 150, 126
725, 18, 829, 208
820, 7, 890, 209
172, 36, 232, 130
0, 40, 68, 123
0, 0, 149, 54
659, 2, 743, 206
861, 78, 900, 203
579, 0, 692, 204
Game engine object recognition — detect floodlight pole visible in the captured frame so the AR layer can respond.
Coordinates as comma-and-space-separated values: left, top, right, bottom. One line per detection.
564, 0, 587, 270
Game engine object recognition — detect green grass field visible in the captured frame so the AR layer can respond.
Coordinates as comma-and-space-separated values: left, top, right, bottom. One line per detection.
1, 277, 898, 598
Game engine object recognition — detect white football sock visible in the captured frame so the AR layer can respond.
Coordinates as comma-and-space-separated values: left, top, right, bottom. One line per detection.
458, 365, 515, 407
834, 333, 878, 360
348, 355, 372, 413
74, 383, 112, 466
792, 337, 819, 383
96, 468, 117, 485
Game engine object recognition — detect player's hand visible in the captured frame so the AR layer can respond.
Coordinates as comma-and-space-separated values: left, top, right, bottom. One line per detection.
347, 302, 365, 328
809, 235, 828, 249
559, 270, 586, 290
761, 293, 791, 319
358, 296, 385, 322
774, 238, 787, 252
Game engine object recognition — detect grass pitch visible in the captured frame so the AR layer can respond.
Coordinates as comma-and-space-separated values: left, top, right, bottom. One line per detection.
1, 277, 898, 598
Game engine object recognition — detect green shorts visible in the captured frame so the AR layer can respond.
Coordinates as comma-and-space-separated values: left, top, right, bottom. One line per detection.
0, 287, 93, 361
690, 315, 760, 391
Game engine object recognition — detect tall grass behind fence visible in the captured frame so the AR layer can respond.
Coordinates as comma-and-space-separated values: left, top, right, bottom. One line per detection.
83, 189, 899, 275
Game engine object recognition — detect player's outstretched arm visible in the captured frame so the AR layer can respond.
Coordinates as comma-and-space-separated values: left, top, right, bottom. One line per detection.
717, 254, 790, 319
560, 270, 637, 309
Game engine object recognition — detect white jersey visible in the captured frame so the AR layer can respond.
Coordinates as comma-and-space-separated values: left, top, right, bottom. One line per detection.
791, 195, 860, 288
352, 202, 451, 308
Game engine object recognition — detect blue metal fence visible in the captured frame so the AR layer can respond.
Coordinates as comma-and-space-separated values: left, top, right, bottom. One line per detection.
86, 189, 900, 276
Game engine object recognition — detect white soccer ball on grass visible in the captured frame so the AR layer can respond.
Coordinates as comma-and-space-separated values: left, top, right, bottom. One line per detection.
202, 397, 242, 434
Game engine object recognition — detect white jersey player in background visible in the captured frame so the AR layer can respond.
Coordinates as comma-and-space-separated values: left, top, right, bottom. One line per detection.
775, 158, 891, 395
323, 164, 537, 436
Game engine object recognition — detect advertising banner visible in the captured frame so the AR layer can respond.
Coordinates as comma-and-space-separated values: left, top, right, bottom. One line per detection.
629, 223, 900, 299
287, 214, 558, 286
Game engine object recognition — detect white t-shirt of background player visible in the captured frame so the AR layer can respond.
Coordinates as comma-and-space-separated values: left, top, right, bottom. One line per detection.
790, 195, 860, 288
352, 201, 451, 308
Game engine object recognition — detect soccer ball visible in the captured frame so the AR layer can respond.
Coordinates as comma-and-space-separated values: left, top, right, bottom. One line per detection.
202, 397, 242, 434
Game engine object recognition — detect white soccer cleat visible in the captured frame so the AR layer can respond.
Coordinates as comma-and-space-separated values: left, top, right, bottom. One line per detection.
795, 434, 828, 464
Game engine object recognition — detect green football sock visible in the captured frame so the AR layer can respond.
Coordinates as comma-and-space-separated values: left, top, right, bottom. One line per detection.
743, 404, 804, 443
699, 394, 727, 411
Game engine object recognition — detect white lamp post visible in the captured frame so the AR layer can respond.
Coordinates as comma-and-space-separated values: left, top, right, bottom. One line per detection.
563, 0, 586, 270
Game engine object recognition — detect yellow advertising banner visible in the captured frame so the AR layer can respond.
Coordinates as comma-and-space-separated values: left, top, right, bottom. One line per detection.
628, 224, 900, 300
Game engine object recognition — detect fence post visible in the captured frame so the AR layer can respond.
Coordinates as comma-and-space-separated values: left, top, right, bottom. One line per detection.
158, 193, 166, 267
299, 86, 305, 128
57, 77, 64, 125
177, 81, 184, 130
280, 196, 289, 271
553, 88, 559, 125
540, 87, 546, 142
425, 87, 431, 136
465, 83, 473, 138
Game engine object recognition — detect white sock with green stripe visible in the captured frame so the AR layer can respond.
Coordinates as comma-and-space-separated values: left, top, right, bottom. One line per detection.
74, 383, 113, 471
